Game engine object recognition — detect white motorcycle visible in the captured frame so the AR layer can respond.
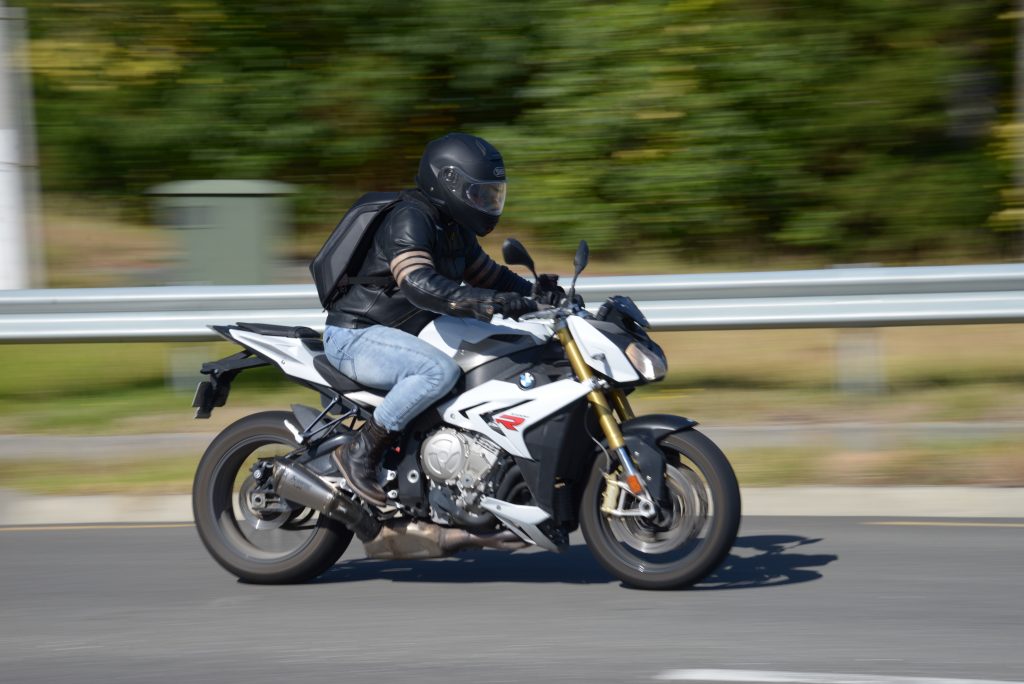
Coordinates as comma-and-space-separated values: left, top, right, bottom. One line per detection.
191, 239, 740, 589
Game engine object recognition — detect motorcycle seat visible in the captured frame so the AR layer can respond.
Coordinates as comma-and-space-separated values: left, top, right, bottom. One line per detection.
234, 322, 321, 339
312, 353, 382, 396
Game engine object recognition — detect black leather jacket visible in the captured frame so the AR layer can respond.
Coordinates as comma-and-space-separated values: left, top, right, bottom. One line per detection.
326, 190, 532, 335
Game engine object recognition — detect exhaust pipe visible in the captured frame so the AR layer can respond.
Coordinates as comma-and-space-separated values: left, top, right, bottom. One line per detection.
363, 520, 528, 560
271, 460, 380, 542
271, 460, 528, 559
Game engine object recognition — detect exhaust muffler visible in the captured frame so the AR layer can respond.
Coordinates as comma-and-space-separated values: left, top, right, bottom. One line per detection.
363, 520, 528, 560
271, 460, 380, 542
271, 460, 529, 559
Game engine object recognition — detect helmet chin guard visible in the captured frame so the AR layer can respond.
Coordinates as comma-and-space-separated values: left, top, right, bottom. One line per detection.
416, 133, 507, 236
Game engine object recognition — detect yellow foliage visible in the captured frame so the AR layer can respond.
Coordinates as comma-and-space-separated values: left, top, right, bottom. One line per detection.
29, 37, 181, 86
633, 110, 686, 121
611, 148, 667, 160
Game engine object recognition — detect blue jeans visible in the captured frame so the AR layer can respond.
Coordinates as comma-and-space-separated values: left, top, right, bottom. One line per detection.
323, 324, 460, 432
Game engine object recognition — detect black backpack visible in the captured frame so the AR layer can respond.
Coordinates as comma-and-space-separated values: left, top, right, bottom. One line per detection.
309, 191, 401, 310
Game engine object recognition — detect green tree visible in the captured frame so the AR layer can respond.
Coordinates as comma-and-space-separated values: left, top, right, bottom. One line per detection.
20, 0, 1017, 262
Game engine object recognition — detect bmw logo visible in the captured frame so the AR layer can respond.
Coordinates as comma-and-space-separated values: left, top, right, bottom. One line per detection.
518, 372, 536, 389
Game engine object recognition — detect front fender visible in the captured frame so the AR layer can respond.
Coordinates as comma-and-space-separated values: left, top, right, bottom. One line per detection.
620, 414, 698, 445
619, 414, 698, 503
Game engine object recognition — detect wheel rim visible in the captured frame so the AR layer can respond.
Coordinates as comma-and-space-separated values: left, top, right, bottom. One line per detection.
208, 434, 325, 563
608, 465, 708, 554
597, 452, 717, 575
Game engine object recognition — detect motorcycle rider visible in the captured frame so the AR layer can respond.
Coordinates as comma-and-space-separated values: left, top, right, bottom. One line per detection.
324, 132, 562, 505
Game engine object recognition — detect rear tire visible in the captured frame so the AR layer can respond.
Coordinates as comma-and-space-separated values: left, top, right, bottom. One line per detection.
580, 428, 740, 589
193, 411, 353, 584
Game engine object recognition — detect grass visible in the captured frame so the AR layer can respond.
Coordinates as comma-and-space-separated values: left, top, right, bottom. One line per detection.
729, 438, 1024, 487
4, 438, 1022, 495
3, 325, 1024, 434
41, 198, 171, 288
631, 382, 1024, 426
2, 329, 1023, 436
0, 341, 314, 434
0, 454, 199, 495
40, 193, 848, 292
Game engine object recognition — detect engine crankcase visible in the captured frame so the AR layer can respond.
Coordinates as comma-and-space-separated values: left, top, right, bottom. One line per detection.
420, 427, 469, 483
420, 427, 497, 486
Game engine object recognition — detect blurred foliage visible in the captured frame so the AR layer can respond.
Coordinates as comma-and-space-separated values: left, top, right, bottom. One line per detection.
20, 0, 1020, 260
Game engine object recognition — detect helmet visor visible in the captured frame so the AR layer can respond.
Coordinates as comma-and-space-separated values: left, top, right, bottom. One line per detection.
439, 165, 507, 216
464, 179, 507, 216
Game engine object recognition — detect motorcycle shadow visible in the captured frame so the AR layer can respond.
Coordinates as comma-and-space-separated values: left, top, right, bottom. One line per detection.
695, 534, 838, 591
316, 534, 836, 589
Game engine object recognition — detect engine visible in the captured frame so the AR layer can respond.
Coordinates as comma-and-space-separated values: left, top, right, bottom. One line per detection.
419, 427, 504, 522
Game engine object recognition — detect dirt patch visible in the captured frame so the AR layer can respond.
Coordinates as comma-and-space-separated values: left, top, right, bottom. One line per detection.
42, 201, 173, 287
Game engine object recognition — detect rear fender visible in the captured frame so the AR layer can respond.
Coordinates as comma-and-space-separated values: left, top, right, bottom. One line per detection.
193, 350, 269, 419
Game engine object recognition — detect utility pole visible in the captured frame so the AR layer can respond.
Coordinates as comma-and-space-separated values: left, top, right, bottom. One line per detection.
1018, 0, 1024, 257
0, 1, 38, 289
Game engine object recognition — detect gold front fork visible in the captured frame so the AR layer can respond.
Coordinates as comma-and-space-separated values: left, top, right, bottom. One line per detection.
556, 326, 645, 498
609, 389, 635, 422
556, 327, 625, 449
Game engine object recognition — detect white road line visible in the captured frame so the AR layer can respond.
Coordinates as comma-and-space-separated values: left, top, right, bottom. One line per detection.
653, 670, 1024, 684
0, 523, 193, 533
864, 522, 1024, 529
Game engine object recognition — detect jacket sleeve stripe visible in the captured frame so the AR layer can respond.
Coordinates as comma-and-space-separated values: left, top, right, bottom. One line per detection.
393, 262, 434, 285
474, 259, 502, 287
390, 251, 435, 285
463, 252, 489, 282
465, 255, 503, 288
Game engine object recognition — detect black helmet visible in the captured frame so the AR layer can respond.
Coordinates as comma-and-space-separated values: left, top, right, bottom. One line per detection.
415, 133, 507, 236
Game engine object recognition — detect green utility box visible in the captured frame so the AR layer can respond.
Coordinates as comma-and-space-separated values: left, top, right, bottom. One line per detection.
149, 180, 294, 284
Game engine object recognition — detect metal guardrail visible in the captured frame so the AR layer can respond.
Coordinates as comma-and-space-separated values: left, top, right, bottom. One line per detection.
1, 263, 1024, 342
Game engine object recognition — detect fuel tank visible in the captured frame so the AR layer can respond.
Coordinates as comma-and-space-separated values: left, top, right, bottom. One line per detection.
418, 316, 550, 372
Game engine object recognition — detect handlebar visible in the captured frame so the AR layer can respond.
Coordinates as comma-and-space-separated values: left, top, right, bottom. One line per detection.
518, 306, 556, 321
518, 301, 593, 321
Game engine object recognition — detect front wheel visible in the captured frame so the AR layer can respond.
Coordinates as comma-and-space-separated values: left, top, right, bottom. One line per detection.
580, 428, 740, 589
193, 411, 353, 583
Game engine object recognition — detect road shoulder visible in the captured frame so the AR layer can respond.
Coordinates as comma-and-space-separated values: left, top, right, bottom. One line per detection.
1, 485, 1021, 526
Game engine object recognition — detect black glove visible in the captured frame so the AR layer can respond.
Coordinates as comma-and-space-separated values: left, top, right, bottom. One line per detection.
533, 273, 566, 306
448, 298, 494, 321
493, 292, 538, 320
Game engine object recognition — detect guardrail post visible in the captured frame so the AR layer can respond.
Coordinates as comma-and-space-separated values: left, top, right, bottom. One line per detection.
835, 328, 886, 395
168, 344, 212, 394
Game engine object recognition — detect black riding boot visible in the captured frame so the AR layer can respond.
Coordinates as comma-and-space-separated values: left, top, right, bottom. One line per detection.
331, 416, 392, 506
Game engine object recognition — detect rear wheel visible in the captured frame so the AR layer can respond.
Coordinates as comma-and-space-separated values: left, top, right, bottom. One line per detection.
580, 429, 740, 589
193, 411, 353, 583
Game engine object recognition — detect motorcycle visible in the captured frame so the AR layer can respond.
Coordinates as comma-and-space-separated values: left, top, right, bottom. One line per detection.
191, 239, 740, 589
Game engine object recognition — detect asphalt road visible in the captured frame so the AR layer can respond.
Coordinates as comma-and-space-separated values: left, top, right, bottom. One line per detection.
1, 517, 1021, 684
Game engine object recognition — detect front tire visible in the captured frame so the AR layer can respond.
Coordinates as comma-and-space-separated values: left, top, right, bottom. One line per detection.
580, 428, 740, 589
193, 411, 353, 583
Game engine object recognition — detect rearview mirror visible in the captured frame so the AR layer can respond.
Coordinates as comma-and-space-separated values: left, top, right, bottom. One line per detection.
568, 240, 589, 306
573, 240, 589, 277
502, 238, 537, 278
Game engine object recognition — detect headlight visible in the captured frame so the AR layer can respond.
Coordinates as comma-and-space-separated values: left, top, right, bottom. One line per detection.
625, 341, 667, 381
